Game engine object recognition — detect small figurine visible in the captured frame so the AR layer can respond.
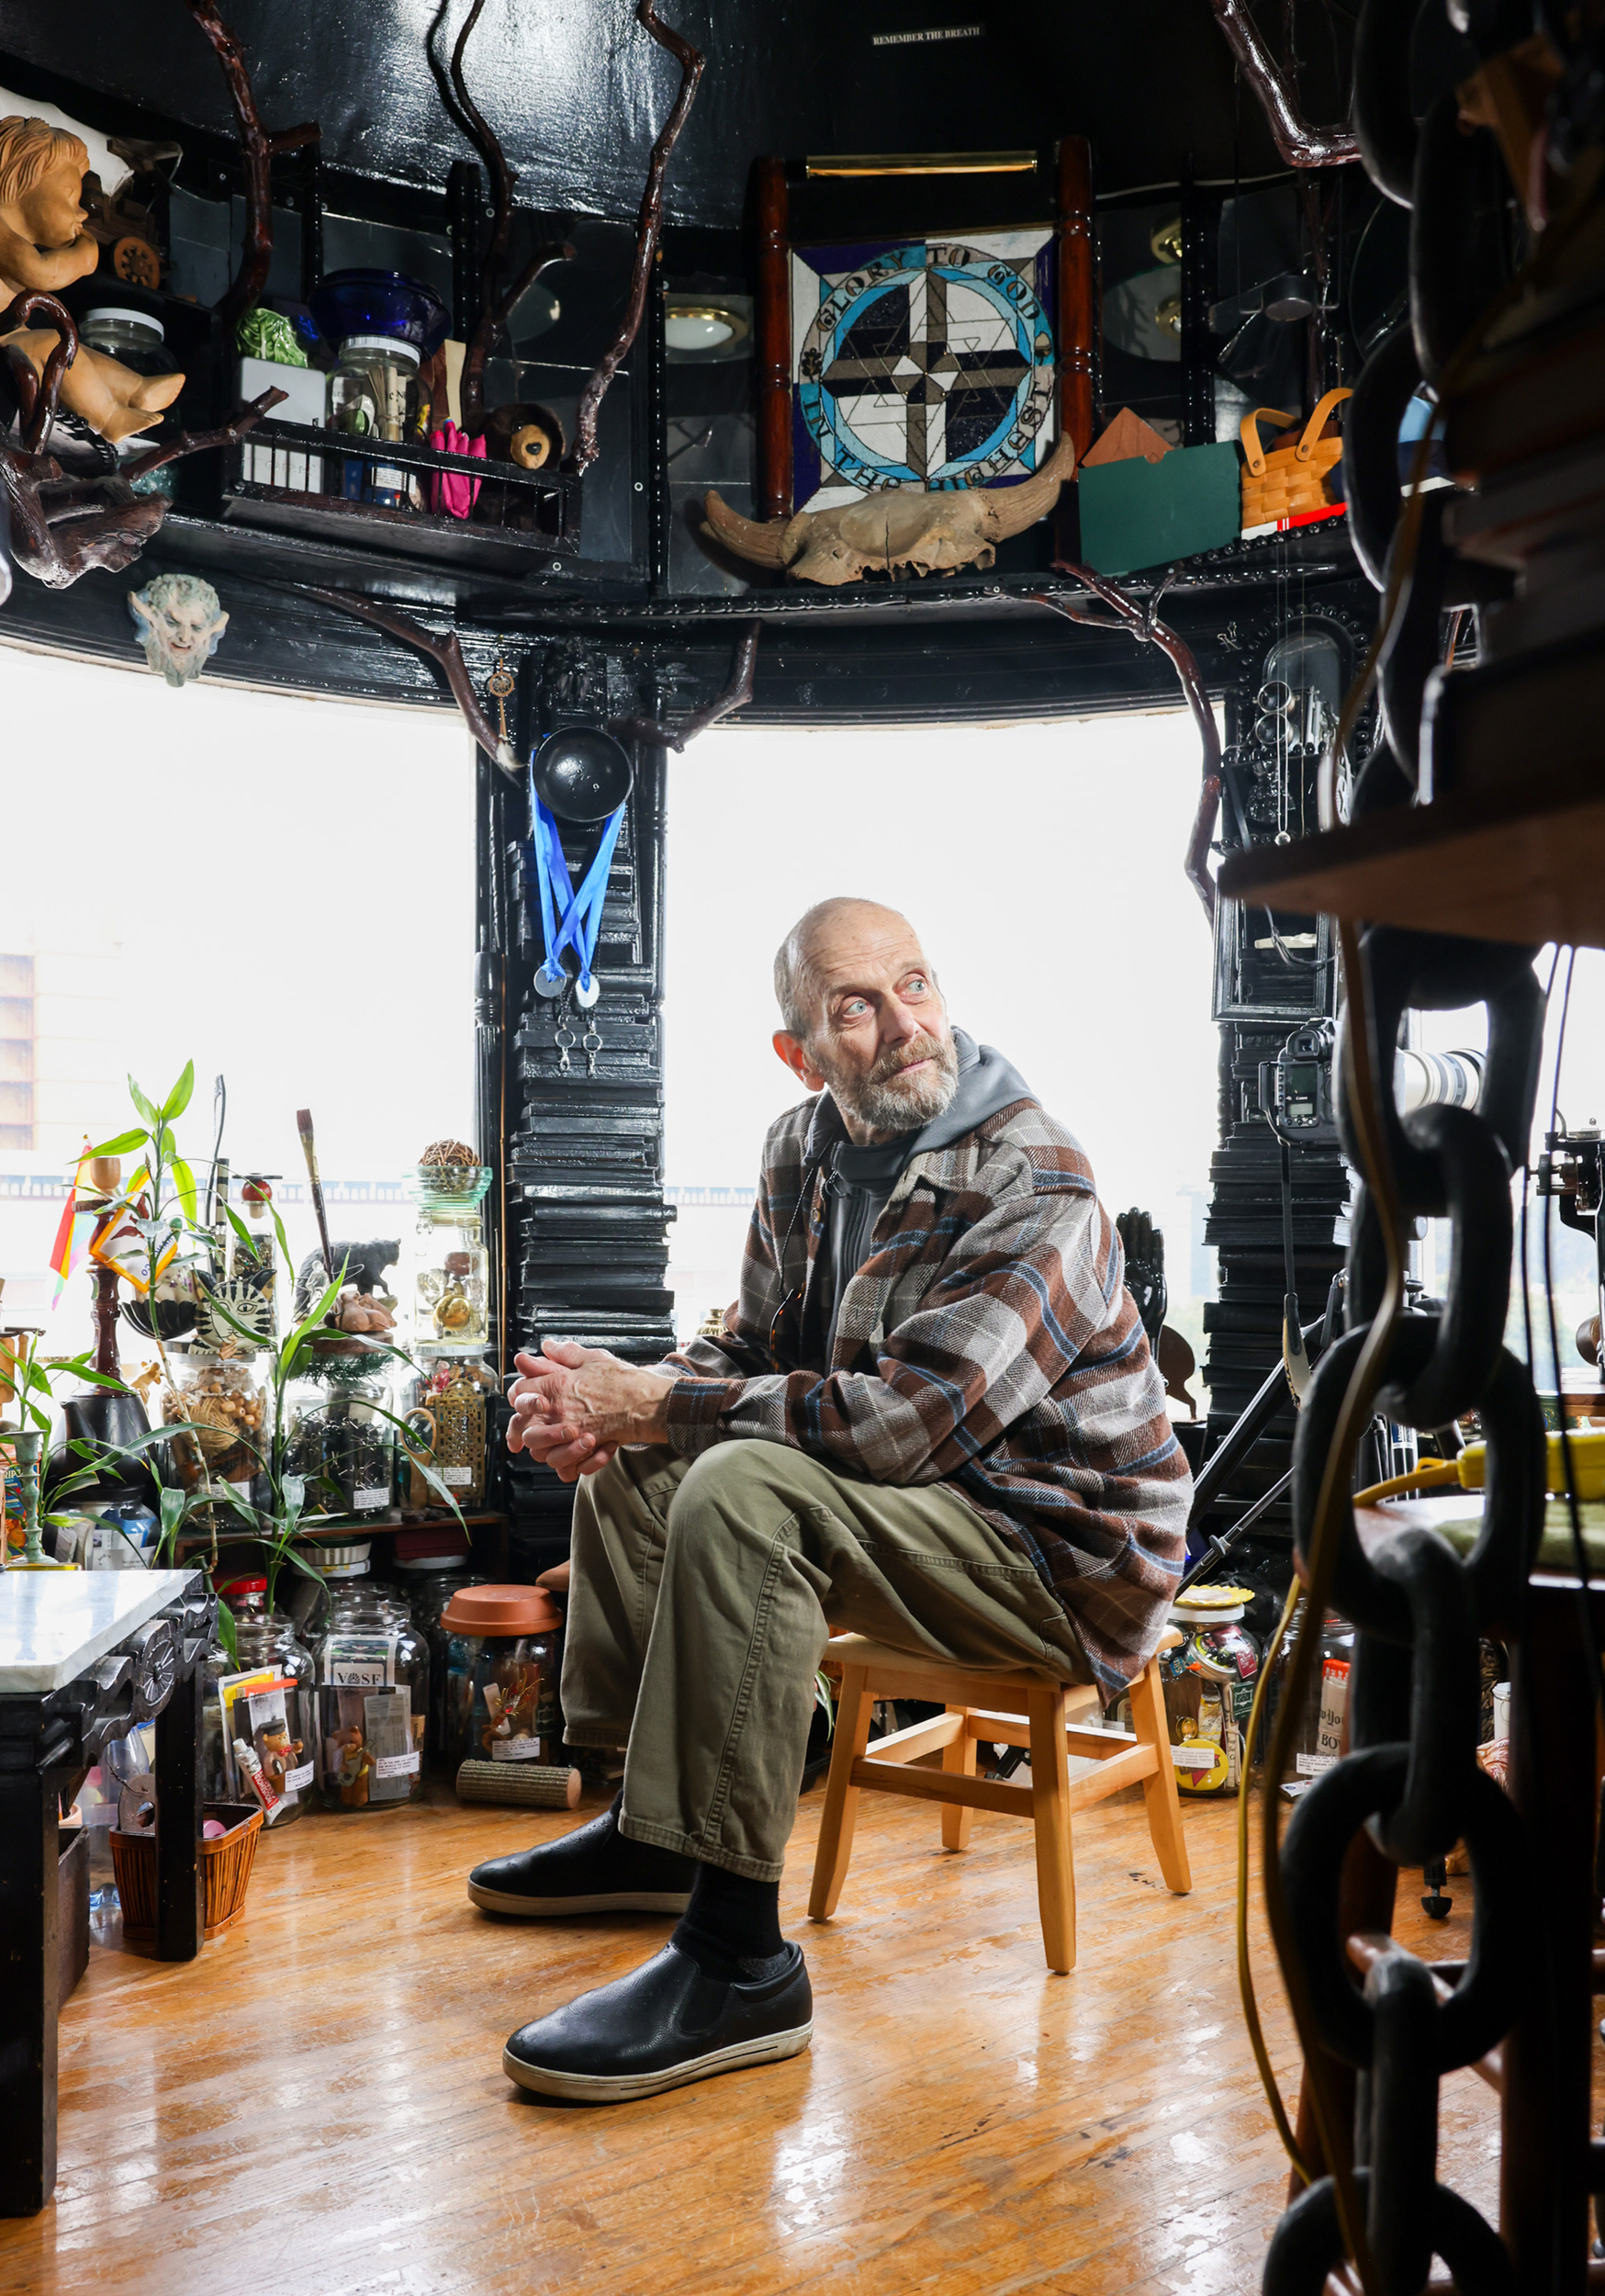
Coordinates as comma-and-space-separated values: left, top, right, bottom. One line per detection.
128, 571, 229, 685
259, 1723, 304, 1800
0, 116, 185, 443
473, 402, 564, 529
325, 1722, 375, 1807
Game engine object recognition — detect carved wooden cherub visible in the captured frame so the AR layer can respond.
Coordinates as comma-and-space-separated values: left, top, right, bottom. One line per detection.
0, 116, 184, 443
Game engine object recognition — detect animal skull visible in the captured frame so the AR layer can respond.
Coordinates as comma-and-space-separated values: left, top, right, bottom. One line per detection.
702, 434, 1076, 588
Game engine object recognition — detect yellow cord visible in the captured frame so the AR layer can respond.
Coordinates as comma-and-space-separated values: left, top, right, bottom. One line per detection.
1237, 1580, 1311, 2181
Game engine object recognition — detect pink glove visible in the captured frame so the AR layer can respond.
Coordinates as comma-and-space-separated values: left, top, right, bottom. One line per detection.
429, 422, 486, 518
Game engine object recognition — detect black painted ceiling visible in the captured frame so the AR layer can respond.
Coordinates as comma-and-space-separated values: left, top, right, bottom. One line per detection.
0, 0, 1334, 230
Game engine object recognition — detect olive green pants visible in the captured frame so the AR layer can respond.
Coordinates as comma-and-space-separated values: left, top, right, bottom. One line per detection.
561, 1441, 1090, 1880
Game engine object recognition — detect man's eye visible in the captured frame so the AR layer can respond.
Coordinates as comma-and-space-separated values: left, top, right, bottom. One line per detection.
906, 976, 928, 996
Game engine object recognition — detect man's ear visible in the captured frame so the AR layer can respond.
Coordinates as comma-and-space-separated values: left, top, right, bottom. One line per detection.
773, 1030, 826, 1093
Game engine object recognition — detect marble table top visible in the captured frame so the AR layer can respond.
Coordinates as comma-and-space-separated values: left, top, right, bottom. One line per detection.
0, 1569, 200, 1694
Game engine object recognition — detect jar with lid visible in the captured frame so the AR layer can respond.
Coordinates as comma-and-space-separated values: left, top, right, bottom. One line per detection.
401, 1347, 496, 1509
1154, 1584, 1261, 1797
402, 1165, 491, 1347
395, 1537, 485, 1760
207, 1576, 319, 1827
310, 1581, 429, 1809
329, 335, 421, 508
1261, 1601, 1355, 1792
283, 1351, 396, 1522
441, 1583, 564, 1776
162, 1349, 269, 1497
80, 306, 180, 487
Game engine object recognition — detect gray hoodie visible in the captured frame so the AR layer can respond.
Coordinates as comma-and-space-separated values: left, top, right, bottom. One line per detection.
822, 1029, 1034, 1356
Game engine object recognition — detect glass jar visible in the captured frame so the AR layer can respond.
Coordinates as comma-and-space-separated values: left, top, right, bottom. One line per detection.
81, 306, 179, 489
1262, 1601, 1355, 1793
329, 333, 421, 508
283, 1355, 396, 1521
310, 1581, 429, 1810
208, 1575, 319, 1828
401, 1555, 486, 1761
403, 1166, 492, 1347
441, 1582, 564, 1775
1158, 1585, 1262, 1797
403, 1347, 495, 1508
162, 1349, 269, 1494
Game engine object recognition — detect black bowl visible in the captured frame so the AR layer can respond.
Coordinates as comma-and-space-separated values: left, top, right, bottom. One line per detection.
122, 1297, 196, 1342
531, 727, 634, 823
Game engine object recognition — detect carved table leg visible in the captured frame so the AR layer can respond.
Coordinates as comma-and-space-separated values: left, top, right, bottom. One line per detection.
154, 1659, 202, 1961
0, 1701, 62, 2214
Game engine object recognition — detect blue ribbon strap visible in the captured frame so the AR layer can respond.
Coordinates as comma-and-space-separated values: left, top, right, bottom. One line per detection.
526, 762, 626, 993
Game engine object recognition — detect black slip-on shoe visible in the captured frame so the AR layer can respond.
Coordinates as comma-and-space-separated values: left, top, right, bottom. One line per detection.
502, 1941, 813, 2103
466, 1804, 697, 1918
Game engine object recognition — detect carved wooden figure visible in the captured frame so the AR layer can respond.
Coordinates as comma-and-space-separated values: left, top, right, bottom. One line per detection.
0, 117, 184, 443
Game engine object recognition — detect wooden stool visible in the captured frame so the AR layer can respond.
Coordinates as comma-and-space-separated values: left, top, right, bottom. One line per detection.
807, 1629, 1191, 1974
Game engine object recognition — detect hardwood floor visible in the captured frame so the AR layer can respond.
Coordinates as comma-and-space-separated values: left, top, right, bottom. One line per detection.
3, 1780, 1499, 2296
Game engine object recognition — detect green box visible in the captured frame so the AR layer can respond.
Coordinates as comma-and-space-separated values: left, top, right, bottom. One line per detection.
1076, 443, 1241, 575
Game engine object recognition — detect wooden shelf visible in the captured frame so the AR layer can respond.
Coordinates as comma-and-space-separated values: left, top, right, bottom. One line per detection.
1218, 763, 1605, 951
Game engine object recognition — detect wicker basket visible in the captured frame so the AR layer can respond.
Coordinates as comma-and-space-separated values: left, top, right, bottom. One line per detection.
109, 1801, 264, 1949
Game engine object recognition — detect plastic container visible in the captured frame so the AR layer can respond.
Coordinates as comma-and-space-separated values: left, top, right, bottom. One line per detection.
284, 1356, 396, 1520
310, 1581, 429, 1810
162, 1350, 268, 1493
441, 1582, 564, 1775
208, 1577, 319, 1828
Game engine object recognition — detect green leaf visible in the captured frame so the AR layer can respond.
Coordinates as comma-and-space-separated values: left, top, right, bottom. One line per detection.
172, 1156, 199, 1226
214, 1595, 238, 1668
270, 1204, 293, 1265
161, 1062, 196, 1123
128, 1075, 159, 1130
223, 1205, 256, 1255
83, 1127, 149, 1161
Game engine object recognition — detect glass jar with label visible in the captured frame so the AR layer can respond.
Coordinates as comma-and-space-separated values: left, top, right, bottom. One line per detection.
402, 1346, 495, 1508
310, 1581, 428, 1810
283, 1354, 396, 1522
208, 1576, 319, 1828
393, 1535, 482, 1761
162, 1349, 269, 1496
402, 1166, 491, 1347
441, 1583, 564, 1775
329, 334, 421, 508
1261, 1601, 1355, 1794
1155, 1584, 1262, 1797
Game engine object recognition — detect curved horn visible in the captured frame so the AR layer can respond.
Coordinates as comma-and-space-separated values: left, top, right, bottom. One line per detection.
701, 489, 796, 568
979, 433, 1078, 540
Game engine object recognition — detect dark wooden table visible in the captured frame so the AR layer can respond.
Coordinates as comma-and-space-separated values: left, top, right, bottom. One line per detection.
0, 1566, 214, 2216
1288, 1495, 1604, 2293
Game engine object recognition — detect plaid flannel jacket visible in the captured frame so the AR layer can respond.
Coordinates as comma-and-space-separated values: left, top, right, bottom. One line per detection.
663, 1086, 1191, 1690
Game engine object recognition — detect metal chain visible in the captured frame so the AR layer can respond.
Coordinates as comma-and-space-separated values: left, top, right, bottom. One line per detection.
1263, 924, 1544, 2296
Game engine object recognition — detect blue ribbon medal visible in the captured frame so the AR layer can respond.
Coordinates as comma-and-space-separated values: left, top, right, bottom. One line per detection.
526, 763, 625, 1008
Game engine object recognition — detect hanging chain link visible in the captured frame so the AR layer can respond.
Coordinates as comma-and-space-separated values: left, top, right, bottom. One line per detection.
1264, 925, 1546, 2296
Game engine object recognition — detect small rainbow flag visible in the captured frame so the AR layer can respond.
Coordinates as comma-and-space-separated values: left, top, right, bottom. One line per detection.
47, 1139, 93, 1309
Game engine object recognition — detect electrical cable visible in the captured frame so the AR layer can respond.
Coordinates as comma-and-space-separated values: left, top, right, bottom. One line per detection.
1237, 1580, 1310, 2180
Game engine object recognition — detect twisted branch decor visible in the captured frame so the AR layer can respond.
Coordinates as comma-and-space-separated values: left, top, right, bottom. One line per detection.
567, 0, 704, 475
0, 305, 285, 589
611, 617, 761, 751
180, 0, 320, 330
437, 0, 575, 437
298, 586, 522, 780
1031, 572, 1222, 926
1205, 0, 1358, 169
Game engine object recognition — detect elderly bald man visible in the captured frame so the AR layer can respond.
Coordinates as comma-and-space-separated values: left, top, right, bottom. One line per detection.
475, 897, 1191, 2101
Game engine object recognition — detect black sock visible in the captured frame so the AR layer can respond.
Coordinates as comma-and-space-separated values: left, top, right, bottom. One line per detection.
672, 1862, 787, 1982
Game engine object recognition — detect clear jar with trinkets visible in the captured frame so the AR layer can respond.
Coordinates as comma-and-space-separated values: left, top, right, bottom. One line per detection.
440, 1582, 564, 1775
401, 1160, 491, 1347
1160, 1584, 1262, 1797
309, 1580, 429, 1810
161, 1348, 269, 1494
282, 1348, 396, 1522
208, 1576, 319, 1829
400, 1345, 496, 1509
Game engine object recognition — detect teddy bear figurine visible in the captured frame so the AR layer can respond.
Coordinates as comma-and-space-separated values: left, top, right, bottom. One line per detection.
0, 114, 184, 443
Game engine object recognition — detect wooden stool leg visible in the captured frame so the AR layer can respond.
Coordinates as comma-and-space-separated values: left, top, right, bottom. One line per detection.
808, 1665, 873, 1922
1027, 1686, 1075, 1974
940, 1704, 977, 1851
1128, 1655, 1192, 1895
